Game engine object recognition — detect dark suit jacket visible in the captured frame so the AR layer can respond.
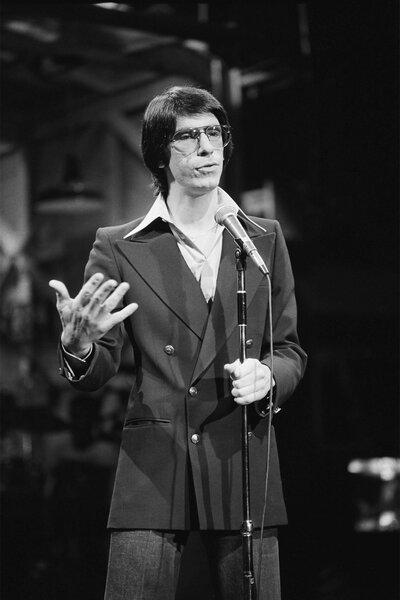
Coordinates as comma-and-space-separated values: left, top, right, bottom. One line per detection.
60, 215, 307, 530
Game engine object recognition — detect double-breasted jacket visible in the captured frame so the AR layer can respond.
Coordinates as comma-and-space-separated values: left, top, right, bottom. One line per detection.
60, 214, 307, 530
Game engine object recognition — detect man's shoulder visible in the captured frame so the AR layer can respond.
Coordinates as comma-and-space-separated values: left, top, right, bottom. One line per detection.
97, 217, 145, 240
243, 214, 277, 235
251, 215, 276, 228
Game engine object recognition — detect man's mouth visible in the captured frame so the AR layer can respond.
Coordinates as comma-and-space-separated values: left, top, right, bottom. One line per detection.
196, 163, 218, 173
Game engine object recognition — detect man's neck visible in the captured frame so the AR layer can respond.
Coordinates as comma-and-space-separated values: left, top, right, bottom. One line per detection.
166, 188, 219, 234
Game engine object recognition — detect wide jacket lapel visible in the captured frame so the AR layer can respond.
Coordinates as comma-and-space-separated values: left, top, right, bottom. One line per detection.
115, 224, 209, 339
191, 226, 276, 383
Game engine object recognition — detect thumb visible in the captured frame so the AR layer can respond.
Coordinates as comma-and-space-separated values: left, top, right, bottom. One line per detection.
49, 279, 71, 303
224, 358, 240, 377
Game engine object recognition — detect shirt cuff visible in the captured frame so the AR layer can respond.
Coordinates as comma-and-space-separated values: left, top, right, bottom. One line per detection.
61, 343, 93, 362
60, 343, 94, 381
254, 382, 280, 418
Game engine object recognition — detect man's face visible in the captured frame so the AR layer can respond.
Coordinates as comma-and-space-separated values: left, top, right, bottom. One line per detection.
166, 112, 225, 197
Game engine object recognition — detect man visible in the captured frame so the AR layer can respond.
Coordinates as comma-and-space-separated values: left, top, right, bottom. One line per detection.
50, 85, 307, 600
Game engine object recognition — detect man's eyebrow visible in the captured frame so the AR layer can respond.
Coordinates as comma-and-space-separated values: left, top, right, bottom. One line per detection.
174, 124, 219, 134
174, 127, 194, 133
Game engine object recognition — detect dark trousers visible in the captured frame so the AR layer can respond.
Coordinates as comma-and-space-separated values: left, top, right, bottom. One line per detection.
104, 528, 281, 600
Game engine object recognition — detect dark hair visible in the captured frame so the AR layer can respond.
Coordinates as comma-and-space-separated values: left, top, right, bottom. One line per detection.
141, 85, 233, 199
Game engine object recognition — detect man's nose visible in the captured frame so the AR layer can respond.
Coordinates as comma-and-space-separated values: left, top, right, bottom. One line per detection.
197, 131, 214, 153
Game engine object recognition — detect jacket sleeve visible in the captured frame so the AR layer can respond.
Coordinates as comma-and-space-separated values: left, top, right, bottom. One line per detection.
257, 220, 307, 414
58, 227, 125, 392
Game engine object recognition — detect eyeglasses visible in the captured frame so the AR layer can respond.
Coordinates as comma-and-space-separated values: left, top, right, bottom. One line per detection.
170, 124, 231, 154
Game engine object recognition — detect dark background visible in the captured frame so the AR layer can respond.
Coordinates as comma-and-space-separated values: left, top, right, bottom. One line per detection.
0, 2, 398, 599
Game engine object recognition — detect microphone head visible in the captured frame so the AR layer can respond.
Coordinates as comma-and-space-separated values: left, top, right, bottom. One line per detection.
214, 204, 237, 225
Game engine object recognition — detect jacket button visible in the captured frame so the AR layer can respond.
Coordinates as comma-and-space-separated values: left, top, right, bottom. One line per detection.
164, 345, 175, 355
191, 434, 200, 444
246, 338, 254, 348
188, 386, 198, 397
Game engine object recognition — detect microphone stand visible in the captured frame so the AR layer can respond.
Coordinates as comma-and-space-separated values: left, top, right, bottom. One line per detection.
235, 248, 257, 600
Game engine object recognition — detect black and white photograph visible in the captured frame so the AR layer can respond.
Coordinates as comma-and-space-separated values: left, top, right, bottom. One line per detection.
0, 3, 398, 599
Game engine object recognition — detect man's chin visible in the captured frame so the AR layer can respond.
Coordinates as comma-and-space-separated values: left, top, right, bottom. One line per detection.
193, 175, 221, 192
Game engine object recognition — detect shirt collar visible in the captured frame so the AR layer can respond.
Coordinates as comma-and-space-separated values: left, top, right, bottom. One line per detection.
123, 194, 170, 238
123, 187, 240, 239
124, 187, 239, 239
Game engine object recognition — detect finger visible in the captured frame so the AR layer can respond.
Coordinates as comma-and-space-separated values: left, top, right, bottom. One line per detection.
74, 273, 105, 307
225, 358, 259, 379
49, 279, 71, 302
100, 282, 131, 313
232, 369, 263, 390
233, 396, 253, 405
232, 381, 269, 398
234, 395, 260, 405
232, 376, 253, 390
235, 358, 259, 376
233, 386, 268, 404
106, 303, 139, 328
86, 279, 118, 312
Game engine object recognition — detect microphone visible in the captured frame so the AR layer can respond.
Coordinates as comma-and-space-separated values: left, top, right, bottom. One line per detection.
215, 205, 269, 275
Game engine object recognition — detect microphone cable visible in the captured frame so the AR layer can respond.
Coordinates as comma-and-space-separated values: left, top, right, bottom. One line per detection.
256, 271, 275, 597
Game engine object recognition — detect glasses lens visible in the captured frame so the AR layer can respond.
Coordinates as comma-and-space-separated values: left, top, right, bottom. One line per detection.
205, 125, 231, 148
205, 126, 223, 147
171, 125, 230, 153
219, 125, 231, 147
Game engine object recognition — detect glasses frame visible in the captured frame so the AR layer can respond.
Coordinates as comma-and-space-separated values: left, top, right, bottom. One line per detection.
170, 124, 231, 154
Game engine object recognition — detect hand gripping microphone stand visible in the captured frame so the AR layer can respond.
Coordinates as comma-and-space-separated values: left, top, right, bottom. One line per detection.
235, 247, 257, 600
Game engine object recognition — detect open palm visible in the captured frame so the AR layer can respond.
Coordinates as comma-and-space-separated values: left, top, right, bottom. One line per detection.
49, 272, 138, 356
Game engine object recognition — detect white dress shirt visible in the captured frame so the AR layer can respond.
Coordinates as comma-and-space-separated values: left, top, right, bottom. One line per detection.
124, 187, 240, 302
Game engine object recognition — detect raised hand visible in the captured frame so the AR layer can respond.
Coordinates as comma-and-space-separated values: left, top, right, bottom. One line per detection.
224, 358, 273, 405
49, 272, 138, 357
